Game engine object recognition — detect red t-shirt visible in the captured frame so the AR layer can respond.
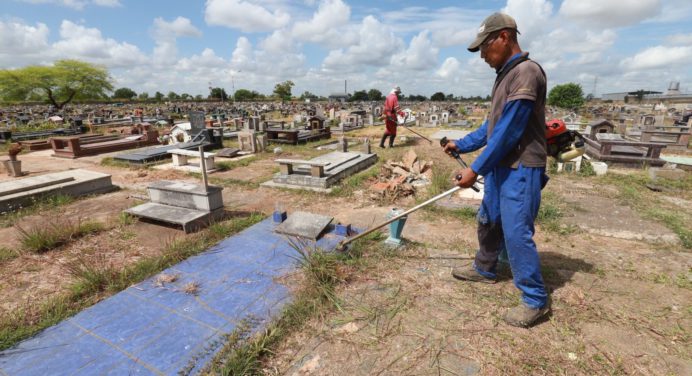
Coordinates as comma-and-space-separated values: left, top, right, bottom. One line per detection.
384, 93, 399, 135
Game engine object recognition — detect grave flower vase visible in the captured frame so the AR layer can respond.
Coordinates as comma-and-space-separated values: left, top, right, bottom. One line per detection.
3, 160, 22, 177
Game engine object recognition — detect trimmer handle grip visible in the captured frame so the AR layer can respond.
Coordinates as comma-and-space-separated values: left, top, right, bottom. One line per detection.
440, 136, 461, 158
454, 173, 481, 192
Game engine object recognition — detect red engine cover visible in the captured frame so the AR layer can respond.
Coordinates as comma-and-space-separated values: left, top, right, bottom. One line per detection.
545, 119, 567, 144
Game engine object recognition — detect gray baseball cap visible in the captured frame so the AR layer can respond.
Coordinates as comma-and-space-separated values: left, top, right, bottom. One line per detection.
467, 12, 519, 52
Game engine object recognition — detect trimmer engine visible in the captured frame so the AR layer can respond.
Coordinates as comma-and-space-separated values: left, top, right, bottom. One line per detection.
545, 119, 585, 162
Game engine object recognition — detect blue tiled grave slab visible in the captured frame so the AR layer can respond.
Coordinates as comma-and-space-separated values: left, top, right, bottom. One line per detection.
0, 217, 348, 376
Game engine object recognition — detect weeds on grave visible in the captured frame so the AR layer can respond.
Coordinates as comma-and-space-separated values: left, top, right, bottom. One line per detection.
0, 213, 264, 351
287, 237, 344, 306
0, 194, 74, 228
100, 157, 132, 169
537, 191, 577, 234
599, 172, 692, 249
117, 212, 137, 226
16, 217, 104, 253
578, 160, 596, 176
66, 253, 120, 298
215, 156, 257, 171
0, 295, 87, 351
209, 176, 261, 189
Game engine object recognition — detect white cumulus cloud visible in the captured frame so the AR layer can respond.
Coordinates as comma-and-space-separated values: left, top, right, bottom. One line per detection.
292, 0, 350, 45
204, 0, 290, 32
620, 45, 692, 70
559, 0, 661, 28
436, 57, 461, 79
390, 30, 439, 70
52, 20, 148, 67
152, 17, 202, 41
0, 20, 50, 54
323, 16, 403, 71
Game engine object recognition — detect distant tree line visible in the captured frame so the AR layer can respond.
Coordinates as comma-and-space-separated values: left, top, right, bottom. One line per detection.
4, 59, 543, 107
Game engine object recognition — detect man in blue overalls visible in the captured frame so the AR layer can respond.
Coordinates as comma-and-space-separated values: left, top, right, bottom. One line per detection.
444, 12, 550, 328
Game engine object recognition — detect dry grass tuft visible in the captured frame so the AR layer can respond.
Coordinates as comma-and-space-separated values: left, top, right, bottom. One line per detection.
181, 281, 200, 296
154, 273, 179, 287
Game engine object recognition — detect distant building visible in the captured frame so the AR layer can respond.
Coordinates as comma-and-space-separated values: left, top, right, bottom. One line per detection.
328, 93, 349, 103
602, 92, 629, 101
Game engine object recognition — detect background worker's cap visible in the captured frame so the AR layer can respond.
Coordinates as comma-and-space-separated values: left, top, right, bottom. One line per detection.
467, 12, 519, 52
393, 85, 401, 93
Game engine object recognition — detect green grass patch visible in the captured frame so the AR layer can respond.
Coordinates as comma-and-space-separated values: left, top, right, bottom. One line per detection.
645, 207, 692, 249
117, 212, 137, 226
537, 191, 577, 235
427, 165, 454, 197
16, 218, 105, 253
0, 212, 264, 351
209, 176, 261, 189
0, 246, 19, 263
215, 156, 257, 171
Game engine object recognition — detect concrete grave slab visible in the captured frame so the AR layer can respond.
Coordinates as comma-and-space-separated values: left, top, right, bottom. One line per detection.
263, 151, 377, 191
431, 130, 471, 140
273, 211, 333, 240
0, 169, 116, 213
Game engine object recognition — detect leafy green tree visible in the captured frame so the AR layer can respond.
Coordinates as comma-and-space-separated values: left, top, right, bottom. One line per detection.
194, 94, 203, 100
180, 93, 191, 100
367, 89, 383, 101
548, 83, 585, 109
113, 87, 137, 99
209, 87, 227, 101
431, 92, 446, 101
154, 91, 165, 101
446, 93, 455, 101
0, 59, 113, 109
138, 92, 149, 100
273, 80, 294, 101
234, 88, 261, 101
167, 91, 180, 100
349, 90, 368, 101
407, 94, 427, 101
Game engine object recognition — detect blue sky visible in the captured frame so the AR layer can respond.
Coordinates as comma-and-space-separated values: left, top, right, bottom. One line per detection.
2, 0, 691, 98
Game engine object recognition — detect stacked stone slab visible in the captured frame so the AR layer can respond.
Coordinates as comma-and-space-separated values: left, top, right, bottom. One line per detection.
125, 181, 224, 233
263, 151, 377, 192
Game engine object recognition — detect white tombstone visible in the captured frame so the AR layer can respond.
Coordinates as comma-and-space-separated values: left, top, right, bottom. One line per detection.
441, 112, 450, 124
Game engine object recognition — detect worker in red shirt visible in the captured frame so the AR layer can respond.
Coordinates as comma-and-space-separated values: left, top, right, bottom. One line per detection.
379, 86, 403, 148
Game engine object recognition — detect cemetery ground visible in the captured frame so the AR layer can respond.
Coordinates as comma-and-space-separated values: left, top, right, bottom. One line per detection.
0, 126, 690, 375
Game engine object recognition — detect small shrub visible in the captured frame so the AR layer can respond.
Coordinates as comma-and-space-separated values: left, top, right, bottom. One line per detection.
16, 218, 104, 253
118, 212, 137, 226
65, 254, 120, 297
578, 160, 596, 176
428, 166, 452, 197
0, 247, 19, 263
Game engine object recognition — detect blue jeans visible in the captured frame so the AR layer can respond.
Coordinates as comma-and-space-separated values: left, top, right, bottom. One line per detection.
473, 164, 549, 309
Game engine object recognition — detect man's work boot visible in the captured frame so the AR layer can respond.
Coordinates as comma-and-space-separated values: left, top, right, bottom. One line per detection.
503, 301, 551, 328
451, 264, 496, 284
